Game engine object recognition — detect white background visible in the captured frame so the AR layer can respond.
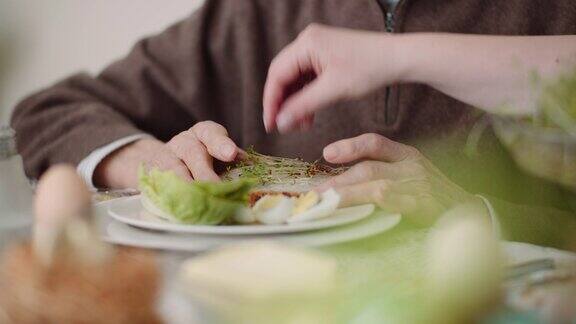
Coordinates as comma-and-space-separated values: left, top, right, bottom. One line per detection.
0, 0, 204, 123
0, 0, 203, 228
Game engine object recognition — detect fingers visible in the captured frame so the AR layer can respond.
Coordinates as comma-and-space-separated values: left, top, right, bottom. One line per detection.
317, 162, 377, 191
167, 121, 240, 182
296, 114, 315, 131
192, 121, 238, 162
317, 160, 413, 191
263, 24, 340, 133
323, 133, 418, 164
263, 42, 306, 132
336, 180, 420, 214
275, 74, 341, 133
167, 131, 220, 182
336, 180, 390, 207
147, 153, 194, 183
94, 138, 194, 189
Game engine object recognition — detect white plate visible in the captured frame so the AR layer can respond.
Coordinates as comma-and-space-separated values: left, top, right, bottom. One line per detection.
107, 195, 376, 235
95, 199, 402, 252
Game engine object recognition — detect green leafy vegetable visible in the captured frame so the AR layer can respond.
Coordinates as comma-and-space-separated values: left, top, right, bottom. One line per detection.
138, 167, 255, 225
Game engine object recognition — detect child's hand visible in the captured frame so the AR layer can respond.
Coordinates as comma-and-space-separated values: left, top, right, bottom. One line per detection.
263, 24, 403, 133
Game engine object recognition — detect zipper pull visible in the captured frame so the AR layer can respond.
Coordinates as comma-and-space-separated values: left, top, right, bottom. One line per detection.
386, 11, 395, 33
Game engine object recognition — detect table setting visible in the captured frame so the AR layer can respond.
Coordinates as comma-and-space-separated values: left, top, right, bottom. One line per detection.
0, 142, 575, 323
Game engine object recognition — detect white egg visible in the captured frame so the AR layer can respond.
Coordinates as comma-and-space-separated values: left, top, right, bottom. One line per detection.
233, 206, 256, 224
288, 189, 340, 224
252, 195, 294, 225
293, 191, 320, 215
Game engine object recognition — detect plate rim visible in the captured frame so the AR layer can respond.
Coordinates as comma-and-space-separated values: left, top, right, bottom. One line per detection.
106, 195, 376, 235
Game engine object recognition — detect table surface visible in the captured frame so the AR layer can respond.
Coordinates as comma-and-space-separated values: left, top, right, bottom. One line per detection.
1, 192, 575, 323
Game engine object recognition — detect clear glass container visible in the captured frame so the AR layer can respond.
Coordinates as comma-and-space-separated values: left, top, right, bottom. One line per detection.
492, 116, 576, 194
0, 125, 33, 238
0, 126, 16, 161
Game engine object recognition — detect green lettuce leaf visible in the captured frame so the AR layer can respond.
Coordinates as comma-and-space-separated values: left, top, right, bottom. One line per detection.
138, 167, 255, 225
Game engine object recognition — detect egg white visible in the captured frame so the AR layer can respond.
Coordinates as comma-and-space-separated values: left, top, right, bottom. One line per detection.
288, 189, 340, 224
252, 195, 295, 225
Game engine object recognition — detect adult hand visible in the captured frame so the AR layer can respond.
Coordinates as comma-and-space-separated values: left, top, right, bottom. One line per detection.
263, 24, 403, 133
318, 133, 479, 224
94, 121, 239, 189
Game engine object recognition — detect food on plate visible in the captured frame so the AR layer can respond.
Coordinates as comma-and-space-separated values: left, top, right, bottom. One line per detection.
241, 189, 339, 225
248, 190, 300, 207
139, 167, 255, 225
251, 194, 295, 225
140, 167, 342, 226
140, 151, 347, 226
222, 148, 346, 192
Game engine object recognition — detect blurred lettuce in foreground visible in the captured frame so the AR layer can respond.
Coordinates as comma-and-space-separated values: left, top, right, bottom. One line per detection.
138, 167, 255, 225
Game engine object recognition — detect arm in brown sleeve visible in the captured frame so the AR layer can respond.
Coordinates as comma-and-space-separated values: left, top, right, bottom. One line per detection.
9, 0, 267, 180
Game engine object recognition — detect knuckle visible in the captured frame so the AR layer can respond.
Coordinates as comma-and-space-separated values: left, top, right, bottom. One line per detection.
193, 120, 210, 128
193, 120, 227, 138
165, 138, 179, 152
355, 161, 376, 179
300, 23, 325, 44
340, 140, 357, 156
165, 158, 184, 170
360, 133, 384, 153
404, 146, 421, 159
152, 154, 177, 171
372, 182, 389, 202
166, 137, 185, 156
268, 57, 283, 75
192, 121, 209, 134
404, 160, 427, 178
409, 178, 430, 192
173, 164, 190, 176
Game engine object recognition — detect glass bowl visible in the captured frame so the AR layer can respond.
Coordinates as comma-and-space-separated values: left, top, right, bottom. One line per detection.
492, 116, 576, 192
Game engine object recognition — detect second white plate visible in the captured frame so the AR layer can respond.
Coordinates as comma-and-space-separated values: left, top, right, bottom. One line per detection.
107, 196, 375, 235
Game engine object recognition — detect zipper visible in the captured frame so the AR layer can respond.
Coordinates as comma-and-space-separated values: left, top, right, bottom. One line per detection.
385, 11, 395, 33
383, 1, 400, 126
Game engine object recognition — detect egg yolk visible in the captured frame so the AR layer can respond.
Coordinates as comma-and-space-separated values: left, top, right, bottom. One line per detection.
293, 191, 320, 215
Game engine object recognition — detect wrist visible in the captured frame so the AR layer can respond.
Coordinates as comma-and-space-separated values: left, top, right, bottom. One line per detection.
372, 34, 410, 84
93, 148, 125, 189
391, 34, 427, 84
93, 138, 153, 189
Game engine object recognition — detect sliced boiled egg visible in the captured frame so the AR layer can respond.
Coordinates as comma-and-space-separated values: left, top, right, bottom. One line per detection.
293, 191, 320, 215
288, 189, 340, 224
252, 194, 295, 225
233, 206, 257, 224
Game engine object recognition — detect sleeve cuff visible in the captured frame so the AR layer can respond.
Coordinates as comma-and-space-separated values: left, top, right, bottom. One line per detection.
77, 134, 152, 190
476, 194, 501, 239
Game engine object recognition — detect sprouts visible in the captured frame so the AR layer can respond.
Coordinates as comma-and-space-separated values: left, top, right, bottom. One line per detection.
223, 148, 346, 186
